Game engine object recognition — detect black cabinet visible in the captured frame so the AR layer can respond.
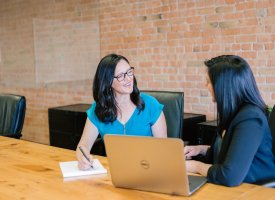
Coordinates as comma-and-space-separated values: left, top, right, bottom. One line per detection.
182, 113, 206, 145
48, 103, 105, 156
196, 120, 217, 145
49, 104, 89, 150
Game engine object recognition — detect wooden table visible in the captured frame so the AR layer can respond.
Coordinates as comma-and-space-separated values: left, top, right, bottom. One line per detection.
0, 136, 274, 200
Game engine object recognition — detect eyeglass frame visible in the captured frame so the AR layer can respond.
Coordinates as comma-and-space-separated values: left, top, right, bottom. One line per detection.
113, 67, 134, 82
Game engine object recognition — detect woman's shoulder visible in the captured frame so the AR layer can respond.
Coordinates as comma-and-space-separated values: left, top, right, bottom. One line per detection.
140, 92, 159, 104
239, 104, 265, 116
86, 102, 97, 116
87, 101, 96, 110
233, 104, 267, 124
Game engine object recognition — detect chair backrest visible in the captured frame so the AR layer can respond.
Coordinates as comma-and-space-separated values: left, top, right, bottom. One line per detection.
0, 94, 26, 139
142, 91, 184, 138
268, 105, 275, 155
254, 105, 275, 188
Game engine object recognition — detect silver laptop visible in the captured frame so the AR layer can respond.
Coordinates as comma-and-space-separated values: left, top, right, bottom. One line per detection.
104, 135, 207, 196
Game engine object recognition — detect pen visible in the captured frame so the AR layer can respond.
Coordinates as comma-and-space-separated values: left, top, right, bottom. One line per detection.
79, 146, 93, 168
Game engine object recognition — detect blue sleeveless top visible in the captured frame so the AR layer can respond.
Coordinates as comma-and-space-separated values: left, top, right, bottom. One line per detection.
86, 93, 163, 139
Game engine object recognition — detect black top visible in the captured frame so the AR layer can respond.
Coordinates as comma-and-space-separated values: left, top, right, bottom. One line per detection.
207, 104, 275, 186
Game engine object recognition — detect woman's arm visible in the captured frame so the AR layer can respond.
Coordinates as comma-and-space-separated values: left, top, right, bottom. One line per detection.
76, 118, 99, 170
208, 117, 264, 186
151, 111, 167, 138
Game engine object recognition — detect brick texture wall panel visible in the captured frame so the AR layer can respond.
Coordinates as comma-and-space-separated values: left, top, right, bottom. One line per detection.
0, 0, 274, 144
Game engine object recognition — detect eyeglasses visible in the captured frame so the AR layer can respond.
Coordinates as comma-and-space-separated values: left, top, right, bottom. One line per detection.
114, 67, 134, 82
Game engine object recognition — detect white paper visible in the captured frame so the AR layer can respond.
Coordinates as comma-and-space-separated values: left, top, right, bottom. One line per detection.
59, 159, 107, 178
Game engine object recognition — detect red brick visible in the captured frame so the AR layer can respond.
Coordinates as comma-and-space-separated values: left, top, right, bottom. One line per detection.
236, 1, 256, 10
236, 35, 257, 43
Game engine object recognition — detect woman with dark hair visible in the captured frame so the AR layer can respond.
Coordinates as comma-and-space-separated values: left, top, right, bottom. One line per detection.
184, 55, 275, 186
77, 54, 167, 170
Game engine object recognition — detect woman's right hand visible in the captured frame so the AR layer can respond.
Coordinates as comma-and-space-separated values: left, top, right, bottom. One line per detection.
76, 146, 94, 170
184, 145, 201, 159
184, 145, 209, 160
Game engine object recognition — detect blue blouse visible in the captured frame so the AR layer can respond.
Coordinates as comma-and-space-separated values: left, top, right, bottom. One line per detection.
86, 93, 163, 139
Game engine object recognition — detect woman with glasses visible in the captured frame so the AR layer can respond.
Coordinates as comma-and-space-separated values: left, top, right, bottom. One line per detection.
184, 55, 275, 186
76, 54, 167, 170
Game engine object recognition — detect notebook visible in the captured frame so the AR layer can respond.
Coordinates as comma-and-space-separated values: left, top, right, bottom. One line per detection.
104, 135, 207, 196
59, 159, 107, 178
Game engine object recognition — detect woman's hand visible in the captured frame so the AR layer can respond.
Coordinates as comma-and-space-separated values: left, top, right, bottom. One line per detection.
186, 160, 212, 176
76, 146, 94, 170
184, 145, 202, 159
185, 160, 200, 174
184, 145, 210, 159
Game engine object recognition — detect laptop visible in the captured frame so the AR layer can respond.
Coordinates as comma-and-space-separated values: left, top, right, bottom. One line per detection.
104, 135, 207, 196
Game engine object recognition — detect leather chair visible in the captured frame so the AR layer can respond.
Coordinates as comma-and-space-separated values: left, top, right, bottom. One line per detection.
261, 105, 275, 188
269, 105, 275, 155
0, 94, 26, 139
142, 91, 184, 138
256, 105, 275, 188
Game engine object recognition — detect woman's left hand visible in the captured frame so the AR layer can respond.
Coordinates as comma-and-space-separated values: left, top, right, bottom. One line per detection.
186, 160, 212, 176
186, 160, 199, 174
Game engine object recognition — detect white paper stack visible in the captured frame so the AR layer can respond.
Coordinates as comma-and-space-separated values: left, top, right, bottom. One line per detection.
59, 159, 107, 178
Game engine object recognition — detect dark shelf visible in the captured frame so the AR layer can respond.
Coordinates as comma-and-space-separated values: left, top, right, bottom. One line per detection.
49, 103, 106, 156
196, 120, 218, 145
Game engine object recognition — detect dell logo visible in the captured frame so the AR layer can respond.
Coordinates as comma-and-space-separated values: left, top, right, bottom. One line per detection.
140, 160, 150, 169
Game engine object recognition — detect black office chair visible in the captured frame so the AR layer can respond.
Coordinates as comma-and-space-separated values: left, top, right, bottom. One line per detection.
261, 105, 275, 188
0, 94, 26, 139
142, 90, 184, 138
269, 105, 275, 156
256, 105, 275, 188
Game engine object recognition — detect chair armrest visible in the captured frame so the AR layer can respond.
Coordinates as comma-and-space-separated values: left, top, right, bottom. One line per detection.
3, 133, 22, 139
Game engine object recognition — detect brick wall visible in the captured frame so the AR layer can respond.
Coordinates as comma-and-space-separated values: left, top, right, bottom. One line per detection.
0, 0, 274, 144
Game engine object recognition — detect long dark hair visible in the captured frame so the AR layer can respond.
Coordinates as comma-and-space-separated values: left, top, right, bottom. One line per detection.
204, 55, 267, 135
93, 54, 144, 122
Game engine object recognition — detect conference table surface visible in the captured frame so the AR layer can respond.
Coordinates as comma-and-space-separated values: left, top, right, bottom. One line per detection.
0, 136, 274, 200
